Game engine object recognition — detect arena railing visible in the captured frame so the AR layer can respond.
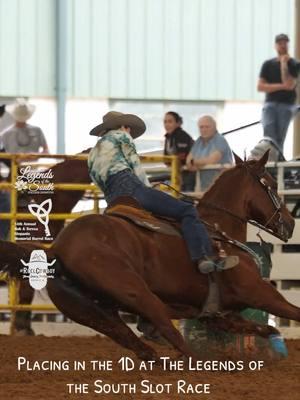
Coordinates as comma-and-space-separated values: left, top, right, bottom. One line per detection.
0, 152, 180, 334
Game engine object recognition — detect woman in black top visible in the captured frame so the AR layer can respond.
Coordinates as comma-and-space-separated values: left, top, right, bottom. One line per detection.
163, 111, 195, 191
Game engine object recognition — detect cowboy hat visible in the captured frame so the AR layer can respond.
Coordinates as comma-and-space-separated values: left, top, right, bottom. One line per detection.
6, 98, 36, 122
89, 111, 146, 139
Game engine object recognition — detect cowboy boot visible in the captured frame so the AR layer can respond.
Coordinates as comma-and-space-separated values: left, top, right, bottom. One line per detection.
198, 255, 239, 274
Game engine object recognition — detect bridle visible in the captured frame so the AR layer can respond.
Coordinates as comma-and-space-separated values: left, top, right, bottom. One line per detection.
156, 164, 287, 242
199, 165, 286, 241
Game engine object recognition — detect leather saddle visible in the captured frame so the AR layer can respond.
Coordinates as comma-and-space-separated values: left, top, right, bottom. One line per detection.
105, 196, 264, 272
105, 196, 181, 237
105, 196, 227, 241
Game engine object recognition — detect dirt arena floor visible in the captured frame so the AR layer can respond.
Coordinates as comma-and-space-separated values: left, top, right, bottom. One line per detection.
0, 335, 299, 400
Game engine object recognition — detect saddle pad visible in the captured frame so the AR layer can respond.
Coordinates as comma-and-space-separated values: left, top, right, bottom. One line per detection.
106, 204, 181, 237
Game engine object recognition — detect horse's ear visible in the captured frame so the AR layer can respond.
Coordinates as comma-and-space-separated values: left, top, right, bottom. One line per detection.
233, 152, 243, 165
256, 149, 270, 168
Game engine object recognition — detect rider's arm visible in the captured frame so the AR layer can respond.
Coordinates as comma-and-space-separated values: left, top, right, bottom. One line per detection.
120, 133, 151, 187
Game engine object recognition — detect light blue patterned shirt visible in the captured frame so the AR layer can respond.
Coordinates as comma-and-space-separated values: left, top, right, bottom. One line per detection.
88, 130, 150, 191
191, 132, 233, 190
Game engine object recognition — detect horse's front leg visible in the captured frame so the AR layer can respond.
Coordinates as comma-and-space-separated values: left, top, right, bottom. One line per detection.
200, 312, 287, 357
202, 312, 279, 337
233, 277, 300, 323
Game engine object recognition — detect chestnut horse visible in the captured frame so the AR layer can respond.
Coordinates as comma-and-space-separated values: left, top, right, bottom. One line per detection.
1, 152, 297, 361
9, 148, 283, 336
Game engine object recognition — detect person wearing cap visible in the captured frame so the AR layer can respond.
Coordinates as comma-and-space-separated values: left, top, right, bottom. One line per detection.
0, 98, 49, 240
257, 34, 300, 154
88, 111, 239, 273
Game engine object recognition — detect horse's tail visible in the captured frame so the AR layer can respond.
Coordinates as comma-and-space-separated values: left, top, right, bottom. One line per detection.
0, 240, 55, 279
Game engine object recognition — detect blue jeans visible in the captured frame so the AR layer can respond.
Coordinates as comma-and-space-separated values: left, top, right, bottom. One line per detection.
262, 102, 296, 153
104, 169, 144, 204
104, 169, 213, 261
132, 185, 213, 261
0, 190, 10, 240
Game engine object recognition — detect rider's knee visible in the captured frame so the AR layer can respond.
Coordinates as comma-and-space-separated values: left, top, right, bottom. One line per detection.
180, 203, 198, 220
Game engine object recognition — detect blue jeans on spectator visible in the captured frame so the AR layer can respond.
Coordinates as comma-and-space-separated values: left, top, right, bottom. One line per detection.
262, 102, 296, 153
105, 169, 213, 261
0, 190, 10, 240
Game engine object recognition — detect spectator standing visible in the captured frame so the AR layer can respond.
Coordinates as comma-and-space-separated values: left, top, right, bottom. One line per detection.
1, 98, 49, 154
186, 116, 233, 191
0, 98, 49, 239
163, 111, 195, 191
257, 33, 300, 154
0, 104, 10, 240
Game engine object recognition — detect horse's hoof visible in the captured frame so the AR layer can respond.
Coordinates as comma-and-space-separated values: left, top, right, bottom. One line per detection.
14, 328, 35, 336
269, 334, 288, 358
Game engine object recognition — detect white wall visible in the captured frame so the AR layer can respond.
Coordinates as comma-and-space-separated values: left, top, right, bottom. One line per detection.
220, 102, 293, 160
3, 98, 294, 160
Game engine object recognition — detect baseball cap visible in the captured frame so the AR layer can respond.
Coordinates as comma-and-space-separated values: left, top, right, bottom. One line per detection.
275, 33, 289, 43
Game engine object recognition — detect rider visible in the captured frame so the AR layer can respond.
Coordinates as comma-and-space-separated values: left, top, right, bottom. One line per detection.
88, 111, 239, 273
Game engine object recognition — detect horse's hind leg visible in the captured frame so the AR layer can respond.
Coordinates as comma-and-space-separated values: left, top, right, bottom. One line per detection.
47, 278, 159, 361
15, 280, 35, 335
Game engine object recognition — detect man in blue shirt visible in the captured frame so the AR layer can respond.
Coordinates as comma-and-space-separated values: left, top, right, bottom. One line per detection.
186, 115, 233, 191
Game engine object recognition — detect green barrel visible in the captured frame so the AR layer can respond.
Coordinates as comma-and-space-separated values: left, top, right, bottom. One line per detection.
241, 241, 272, 324
182, 241, 272, 355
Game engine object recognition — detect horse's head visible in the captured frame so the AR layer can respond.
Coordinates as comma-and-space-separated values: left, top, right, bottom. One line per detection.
233, 151, 294, 241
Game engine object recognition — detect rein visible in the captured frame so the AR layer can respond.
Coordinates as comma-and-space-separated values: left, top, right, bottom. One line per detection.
154, 165, 287, 242
198, 200, 286, 242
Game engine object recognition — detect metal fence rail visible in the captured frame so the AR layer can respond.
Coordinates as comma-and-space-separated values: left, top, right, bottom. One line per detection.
0, 152, 180, 334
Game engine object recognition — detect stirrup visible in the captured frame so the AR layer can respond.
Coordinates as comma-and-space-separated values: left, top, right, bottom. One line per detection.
198, 256, 239, 274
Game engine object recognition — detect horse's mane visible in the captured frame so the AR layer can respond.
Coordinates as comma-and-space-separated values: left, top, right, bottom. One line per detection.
202, 159, 258, 197
201, 164, 237, 197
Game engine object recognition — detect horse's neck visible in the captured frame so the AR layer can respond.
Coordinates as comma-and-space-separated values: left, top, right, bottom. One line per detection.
50, 160, 91, 212
53, 159, 91, 184
198, 189, 248, 242
19, 159, 91, 214
17, 155, 92, 241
